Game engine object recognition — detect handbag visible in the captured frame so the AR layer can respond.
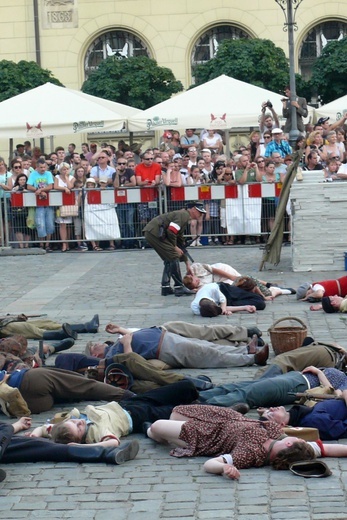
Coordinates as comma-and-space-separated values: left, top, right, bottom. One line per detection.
60, 204, 79, 217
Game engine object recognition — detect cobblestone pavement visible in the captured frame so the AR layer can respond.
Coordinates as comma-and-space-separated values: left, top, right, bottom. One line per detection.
1, 245, 347, 519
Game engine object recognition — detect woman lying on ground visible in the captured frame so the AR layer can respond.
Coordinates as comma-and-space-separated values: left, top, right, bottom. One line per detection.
183, 262, 295, 301
147, 405, 347, 479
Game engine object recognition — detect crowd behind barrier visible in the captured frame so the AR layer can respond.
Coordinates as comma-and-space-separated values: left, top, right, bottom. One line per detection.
1, 183, 286, 250
0, 110, 346, 251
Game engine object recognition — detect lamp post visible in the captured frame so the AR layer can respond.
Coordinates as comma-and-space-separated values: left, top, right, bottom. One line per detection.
275, 0, 303, 148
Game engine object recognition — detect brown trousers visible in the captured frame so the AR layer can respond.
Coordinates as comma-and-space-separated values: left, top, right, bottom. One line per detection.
19, 367, 126, 414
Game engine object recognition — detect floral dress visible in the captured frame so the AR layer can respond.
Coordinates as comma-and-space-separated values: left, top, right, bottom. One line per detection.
171, 405, 283, 469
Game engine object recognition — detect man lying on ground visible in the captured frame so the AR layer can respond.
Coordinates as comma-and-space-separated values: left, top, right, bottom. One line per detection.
0, 417, 139, 467
26, 381, 198, 447
191, 282, 265, 317
310, 295, 347, 313
197, 366, 347, 408
81, 323, 269, 369
258, 387, 347, 441
0, 314, 99, 340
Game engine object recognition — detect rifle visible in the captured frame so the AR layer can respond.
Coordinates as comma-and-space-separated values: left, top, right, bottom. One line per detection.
182, 235, 200, 263
1, 313, 48, 319
289, 392, 344, 402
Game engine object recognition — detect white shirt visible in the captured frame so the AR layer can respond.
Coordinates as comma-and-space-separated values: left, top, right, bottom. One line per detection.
191, 282, 226, 315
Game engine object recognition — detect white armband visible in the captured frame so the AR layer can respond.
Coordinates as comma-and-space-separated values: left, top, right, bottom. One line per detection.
307, 441, 322, 458
222, 453, 233, 465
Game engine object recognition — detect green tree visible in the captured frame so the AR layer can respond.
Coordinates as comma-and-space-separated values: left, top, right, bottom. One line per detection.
311, 37, 347, 104
0, 60, 63, 102
192, 38, 290, 93
82, 56, 183, 109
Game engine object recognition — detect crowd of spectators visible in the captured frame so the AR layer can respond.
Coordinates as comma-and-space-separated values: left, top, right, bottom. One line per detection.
1, 97, 347, 251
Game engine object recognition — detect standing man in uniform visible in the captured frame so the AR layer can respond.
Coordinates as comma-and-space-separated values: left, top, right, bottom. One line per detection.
144, 202, 206, 296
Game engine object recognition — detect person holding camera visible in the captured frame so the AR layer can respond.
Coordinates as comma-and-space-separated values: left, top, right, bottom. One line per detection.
259, 101, 280, 141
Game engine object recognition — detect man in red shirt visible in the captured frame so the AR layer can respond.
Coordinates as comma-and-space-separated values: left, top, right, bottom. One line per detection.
135, 152, 162, 239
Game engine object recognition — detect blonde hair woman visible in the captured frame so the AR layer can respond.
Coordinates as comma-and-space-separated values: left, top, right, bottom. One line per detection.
54, 162, 74, 252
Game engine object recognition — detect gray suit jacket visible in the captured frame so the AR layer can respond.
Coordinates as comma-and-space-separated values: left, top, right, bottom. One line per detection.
283, 96, 308, 133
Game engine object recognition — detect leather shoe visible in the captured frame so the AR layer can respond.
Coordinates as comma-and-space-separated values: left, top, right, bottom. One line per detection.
161, 286, 174, 296
174, 286, 195, 297
184, 376, 214, 391
108, 440, 139, 465
86, 314, 100, 333
62, 323, 78, 340
254, 343, 269, 366
230, 403, 250, 415
247, 327, 262, 338
283, 288, 296, 295
247, 334, 258, 354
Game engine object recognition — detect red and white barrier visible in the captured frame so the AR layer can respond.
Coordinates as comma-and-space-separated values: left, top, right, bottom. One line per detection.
10, 183, 282, 208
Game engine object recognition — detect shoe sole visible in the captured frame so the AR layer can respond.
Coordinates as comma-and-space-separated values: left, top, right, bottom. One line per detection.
115, 440, 139, 464
62, 323, 78, 340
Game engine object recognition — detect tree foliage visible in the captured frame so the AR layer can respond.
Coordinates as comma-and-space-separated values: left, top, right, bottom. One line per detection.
311, 37, 347, 104
82, 56, 183, 109
192, 39, 290, 93
0, 60, 63, 102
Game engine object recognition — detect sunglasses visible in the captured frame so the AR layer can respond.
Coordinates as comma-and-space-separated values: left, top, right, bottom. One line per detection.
13, 166, 22, 169
117, 162, 127, 165
257, 160, 265, 163
264, 136, 271, 139
143, 158, 154, 161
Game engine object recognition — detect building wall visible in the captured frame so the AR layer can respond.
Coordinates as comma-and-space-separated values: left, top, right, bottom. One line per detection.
0, 0, 346, 90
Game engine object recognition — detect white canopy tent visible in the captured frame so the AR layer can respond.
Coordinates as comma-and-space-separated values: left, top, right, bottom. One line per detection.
0, 83, 141, 138
128, 74, 314, 131
315, 95, 347, 122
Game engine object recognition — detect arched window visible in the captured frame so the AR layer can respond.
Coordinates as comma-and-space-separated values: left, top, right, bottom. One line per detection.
191, 24, 251, 68
299, 21, 347, 79
84, 30, 150, 78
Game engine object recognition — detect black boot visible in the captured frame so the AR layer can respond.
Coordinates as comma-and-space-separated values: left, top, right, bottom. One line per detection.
42, 323, 78, 341
174, 286, 196, 297
66, 439, 139, 465
48, 338, 75, 355
69, 315, 100, 334
161, 261, 174, 296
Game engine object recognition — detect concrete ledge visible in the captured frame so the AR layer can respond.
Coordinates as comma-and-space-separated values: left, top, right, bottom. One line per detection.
0, 247, 46, 256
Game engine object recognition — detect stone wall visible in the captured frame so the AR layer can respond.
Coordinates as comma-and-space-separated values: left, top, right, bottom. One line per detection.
291, 172, 347, 272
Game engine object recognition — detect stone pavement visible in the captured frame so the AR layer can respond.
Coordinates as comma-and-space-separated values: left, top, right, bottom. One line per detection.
1, 245, 347, 520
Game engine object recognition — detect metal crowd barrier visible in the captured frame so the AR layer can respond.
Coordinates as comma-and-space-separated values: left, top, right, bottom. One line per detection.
2, 183, 285, 249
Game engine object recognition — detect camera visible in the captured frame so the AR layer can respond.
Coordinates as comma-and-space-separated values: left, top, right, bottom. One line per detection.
265, 100, 273, 109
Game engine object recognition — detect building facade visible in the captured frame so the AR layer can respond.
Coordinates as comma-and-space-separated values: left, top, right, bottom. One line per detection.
1, 0, 346, 91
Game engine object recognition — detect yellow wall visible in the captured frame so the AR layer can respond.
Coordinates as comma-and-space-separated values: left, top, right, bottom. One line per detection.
0, 0, 346, 90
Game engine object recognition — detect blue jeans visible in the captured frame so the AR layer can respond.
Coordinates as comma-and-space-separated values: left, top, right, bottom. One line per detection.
35, 207, 55, 238
198, 371, 308, 408
116, 204, 135, 246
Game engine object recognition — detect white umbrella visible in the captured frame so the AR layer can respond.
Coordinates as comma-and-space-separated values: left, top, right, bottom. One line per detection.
0, 83, 141, 138
128, 74, 314, 131
315, 95, 347, 122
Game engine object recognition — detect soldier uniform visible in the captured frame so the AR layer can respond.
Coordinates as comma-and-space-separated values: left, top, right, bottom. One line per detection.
144, 203, 206, 296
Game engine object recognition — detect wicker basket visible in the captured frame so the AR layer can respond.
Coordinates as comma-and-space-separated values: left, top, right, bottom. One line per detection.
268, 317, 308, 356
